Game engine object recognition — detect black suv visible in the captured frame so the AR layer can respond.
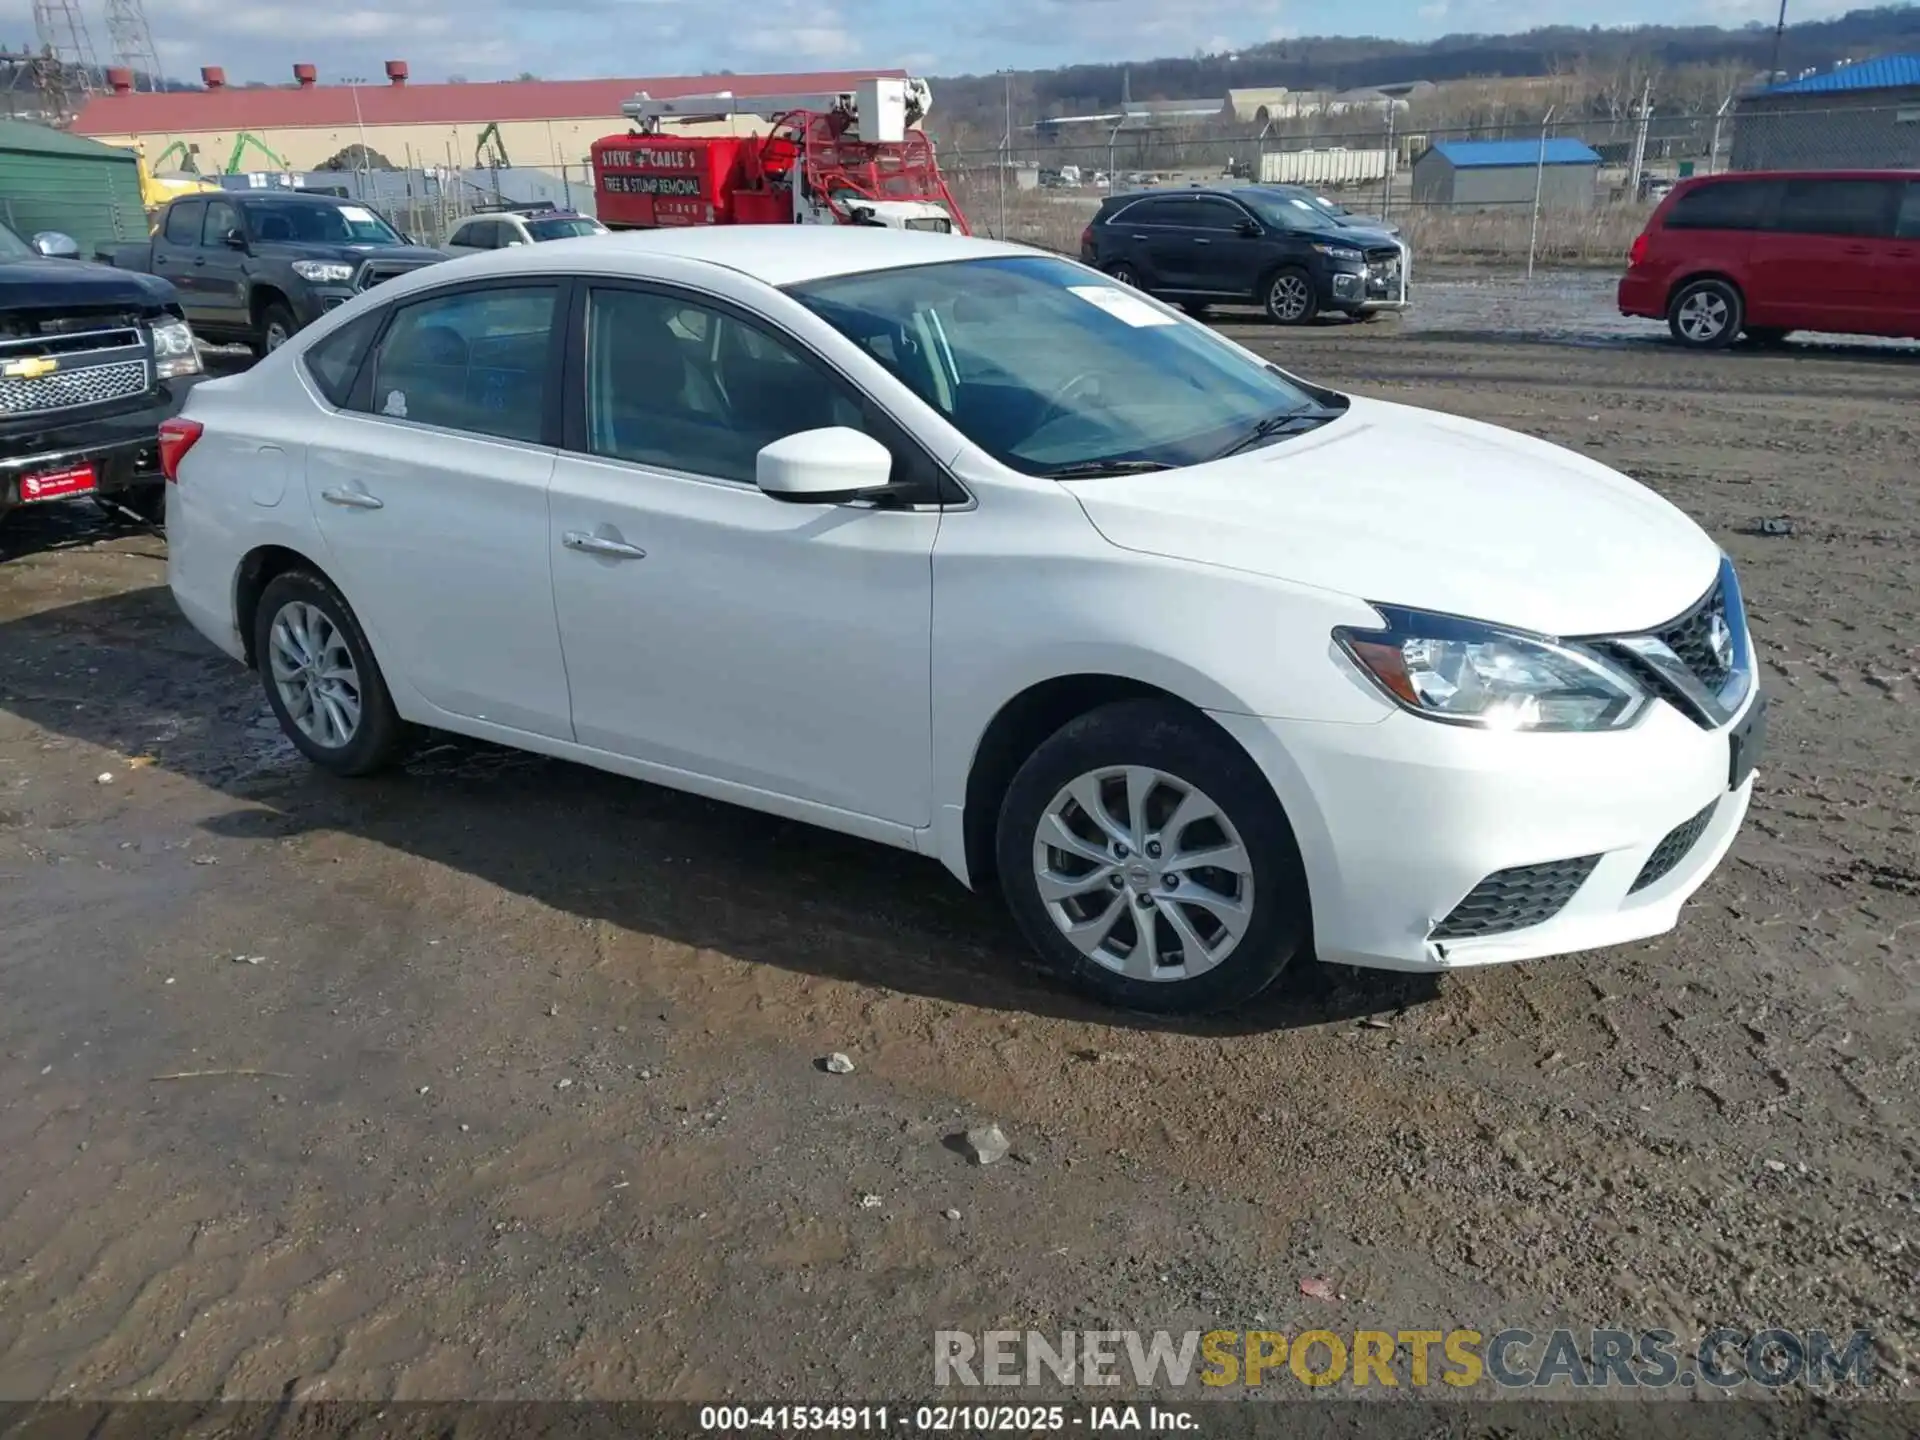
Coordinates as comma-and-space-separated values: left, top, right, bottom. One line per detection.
100, 192, 448, 355
1080, 186, 1410, 325
2, 219, 201, 527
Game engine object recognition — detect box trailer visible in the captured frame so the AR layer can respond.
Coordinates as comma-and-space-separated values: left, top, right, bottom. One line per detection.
1257, 148, 1390, 187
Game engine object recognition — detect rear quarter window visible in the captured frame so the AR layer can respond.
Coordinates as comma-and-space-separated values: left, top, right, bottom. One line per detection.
302, 311, 382, 408
1663, 180, 1775, 232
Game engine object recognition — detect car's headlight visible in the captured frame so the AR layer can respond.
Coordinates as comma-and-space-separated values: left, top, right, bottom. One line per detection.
150, 316, 202, 379
1312, 243, 1363, 263
292, 260, 355, 284
1334, 606, 1648, 732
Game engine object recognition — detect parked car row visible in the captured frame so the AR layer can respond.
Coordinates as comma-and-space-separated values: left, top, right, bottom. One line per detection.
1080, 183, 1412, 325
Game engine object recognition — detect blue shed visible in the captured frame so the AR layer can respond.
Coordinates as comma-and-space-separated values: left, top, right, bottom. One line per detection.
1411, 137, 1603, 211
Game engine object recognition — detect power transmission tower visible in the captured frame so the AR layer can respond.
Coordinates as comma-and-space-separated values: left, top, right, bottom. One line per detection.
104, 0, 163, 90
31, 0, 101, 98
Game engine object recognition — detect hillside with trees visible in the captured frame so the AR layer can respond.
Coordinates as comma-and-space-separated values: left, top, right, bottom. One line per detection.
930, 4, 1920, 133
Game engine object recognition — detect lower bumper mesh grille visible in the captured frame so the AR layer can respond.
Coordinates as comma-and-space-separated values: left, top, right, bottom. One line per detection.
1630, 801, 1719, 894
1432, 855, 1600, 941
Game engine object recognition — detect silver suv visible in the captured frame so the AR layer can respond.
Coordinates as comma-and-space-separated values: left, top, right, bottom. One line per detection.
443, 208, 607, 255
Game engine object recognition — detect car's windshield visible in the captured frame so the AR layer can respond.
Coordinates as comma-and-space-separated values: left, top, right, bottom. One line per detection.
526, 216, 604, 240
787, 254, 1326, 476
247, 201, 402, 245
0, 220, 34, 260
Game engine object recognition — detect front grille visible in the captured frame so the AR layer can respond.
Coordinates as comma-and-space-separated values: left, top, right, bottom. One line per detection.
1431, 855, 1600, 941
355, 261, 435, 292
1630, 801, 1719, 894
1656, 577, 1735, 691
1365, 246, 1401, 266
0, 357, 150, 416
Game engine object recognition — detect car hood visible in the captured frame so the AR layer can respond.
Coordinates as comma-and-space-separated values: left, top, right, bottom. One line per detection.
1066, 395, 1720, 637
0, 257, 175, 310
252, 243, 449, 266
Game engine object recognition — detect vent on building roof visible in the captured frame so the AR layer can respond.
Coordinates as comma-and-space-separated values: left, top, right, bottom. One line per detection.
294, 63, 317, 88
385, 60, 409, 86
201, 66, 226, 90
106, 67, 133, 94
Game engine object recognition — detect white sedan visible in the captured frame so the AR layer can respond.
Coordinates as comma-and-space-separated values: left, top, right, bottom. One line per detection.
161, 228, 1764, 1014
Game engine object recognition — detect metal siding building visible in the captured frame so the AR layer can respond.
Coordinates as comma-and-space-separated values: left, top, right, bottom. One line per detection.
0, 119, 146, 255
1731, 55, 1920, 172
1411, 138, 1603, 210
69, 67, 911, 177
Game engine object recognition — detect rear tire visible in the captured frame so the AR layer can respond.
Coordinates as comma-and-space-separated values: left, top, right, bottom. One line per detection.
253, 569, 408, 777
1667, 278, 1742, 349
1262, 266, 1318, 325
1106, 261, 1143, 290
994, 699, 1309, 1015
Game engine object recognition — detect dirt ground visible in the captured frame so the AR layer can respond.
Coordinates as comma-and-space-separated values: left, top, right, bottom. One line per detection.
1, 294, 1916, 1409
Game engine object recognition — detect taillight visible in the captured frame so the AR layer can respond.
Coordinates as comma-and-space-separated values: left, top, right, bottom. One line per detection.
1080, 224, 1093, 253
1628, 233, 1649, 269
157, 417, 203, 483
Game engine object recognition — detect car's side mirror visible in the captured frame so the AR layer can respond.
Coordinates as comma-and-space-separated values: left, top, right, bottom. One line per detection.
30, 230, 80, 259
1234, 218, 1261, 237
756, 427, 895, 505
222, 228, 248, 250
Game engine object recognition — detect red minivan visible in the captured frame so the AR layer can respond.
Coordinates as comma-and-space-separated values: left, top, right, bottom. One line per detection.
1619, 170, 1920, 348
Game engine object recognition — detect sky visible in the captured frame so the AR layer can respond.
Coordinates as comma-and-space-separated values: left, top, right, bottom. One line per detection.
0, 0, 1867, 86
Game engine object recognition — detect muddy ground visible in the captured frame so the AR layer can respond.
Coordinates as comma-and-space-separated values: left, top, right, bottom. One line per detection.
0, 286, 1916, 1410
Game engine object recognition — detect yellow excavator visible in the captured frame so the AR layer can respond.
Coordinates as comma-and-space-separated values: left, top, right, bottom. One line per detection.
134, 140, 221, 228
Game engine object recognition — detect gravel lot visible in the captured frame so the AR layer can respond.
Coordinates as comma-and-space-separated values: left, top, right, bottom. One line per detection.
1, 280, 1915, 1408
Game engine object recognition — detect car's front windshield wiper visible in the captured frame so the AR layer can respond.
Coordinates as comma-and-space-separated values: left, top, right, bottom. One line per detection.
1208, 406, 1338, 461
1039, 458, 1176, 479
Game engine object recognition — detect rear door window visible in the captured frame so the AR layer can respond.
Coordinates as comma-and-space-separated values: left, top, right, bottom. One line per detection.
1118, 199, 1183, 226
356, 285, 559, 444
1664, 180, 1776, 231
1771, 178, 1898, 238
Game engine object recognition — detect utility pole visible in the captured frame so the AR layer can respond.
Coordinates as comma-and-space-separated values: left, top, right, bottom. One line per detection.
1627, 80, 1652, 199
1769, 0, 1789, 84
1527, 106, 1556, 283
998, 68, 1012, 239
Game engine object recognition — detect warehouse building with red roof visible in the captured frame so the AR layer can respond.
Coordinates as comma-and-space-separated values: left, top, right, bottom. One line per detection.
70, 62, 908, 175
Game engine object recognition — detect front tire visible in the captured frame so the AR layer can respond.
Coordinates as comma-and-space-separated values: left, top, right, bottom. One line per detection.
995, 699, 1310, 1014
1668, 279, 1742, 349
1106, 261, 1143, 290
1262, 266, 1319, 325
251, 301, 299, 358
253, 570, 407, 776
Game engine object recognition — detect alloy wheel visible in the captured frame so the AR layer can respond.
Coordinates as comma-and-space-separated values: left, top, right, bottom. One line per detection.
268, 601, 363, 749
265, 321, 291, 352
1268, 274, 1312, 321
1676, 290, 1730, 344
1030, 765, 1255, 982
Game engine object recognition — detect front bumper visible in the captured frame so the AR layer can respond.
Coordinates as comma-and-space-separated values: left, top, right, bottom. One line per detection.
1210, 685, 1761, 973
0, 376, 202, 511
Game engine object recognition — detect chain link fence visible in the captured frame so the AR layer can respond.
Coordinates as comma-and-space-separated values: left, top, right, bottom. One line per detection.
937, 101, 1920, 271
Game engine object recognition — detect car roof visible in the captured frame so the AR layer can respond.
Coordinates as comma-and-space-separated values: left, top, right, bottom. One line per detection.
422, 225, 1034, 288
232, 191, 361, 206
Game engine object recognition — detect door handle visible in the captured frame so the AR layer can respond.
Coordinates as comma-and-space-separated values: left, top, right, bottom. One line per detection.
320, 487, 383, 510
1192, 237, 1211, 245
192, 257, 206, 266
1131, 234, 1149, 241
563, 531, 646, 560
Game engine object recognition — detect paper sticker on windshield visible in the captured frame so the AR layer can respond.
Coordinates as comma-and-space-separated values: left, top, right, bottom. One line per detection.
338, 205, 378, 225
1069, 286, 1177, 328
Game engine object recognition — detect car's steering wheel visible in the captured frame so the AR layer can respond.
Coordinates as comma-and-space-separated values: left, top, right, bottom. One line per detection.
1029, 370, 1103, 440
